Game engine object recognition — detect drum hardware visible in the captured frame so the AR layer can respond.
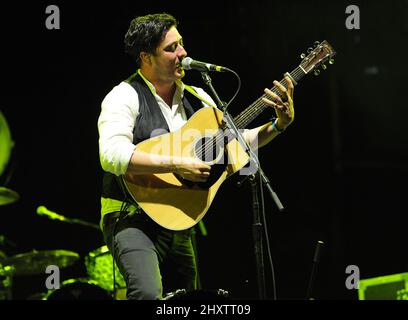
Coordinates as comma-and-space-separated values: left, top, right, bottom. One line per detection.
0, 264, 15, 300
43, 278, 113, 300
85, 245, 126, 294
0, 187, 19, 206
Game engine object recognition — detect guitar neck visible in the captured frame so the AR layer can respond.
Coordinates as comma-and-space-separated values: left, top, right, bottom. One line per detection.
233, 66, 307, 129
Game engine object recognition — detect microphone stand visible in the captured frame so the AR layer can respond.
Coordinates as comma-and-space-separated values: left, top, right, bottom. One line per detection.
248, 172, 266, 299
38, 211, 100, 230
200, 71, 284, 299
305, 241, 324, 300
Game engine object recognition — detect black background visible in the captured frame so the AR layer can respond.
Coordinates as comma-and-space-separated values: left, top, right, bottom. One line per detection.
0, 0, 407, 300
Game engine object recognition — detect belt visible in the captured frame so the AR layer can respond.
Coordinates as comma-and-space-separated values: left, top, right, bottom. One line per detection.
103, 211, 129, 228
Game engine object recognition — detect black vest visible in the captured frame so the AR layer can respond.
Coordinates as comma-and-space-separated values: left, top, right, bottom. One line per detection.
101, 73, 204, 202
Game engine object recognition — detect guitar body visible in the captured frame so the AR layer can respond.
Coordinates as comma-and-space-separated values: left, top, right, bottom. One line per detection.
122, 107, 250, 230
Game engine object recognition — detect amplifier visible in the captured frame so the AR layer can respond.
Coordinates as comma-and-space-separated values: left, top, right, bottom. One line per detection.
358, 272, 408, 300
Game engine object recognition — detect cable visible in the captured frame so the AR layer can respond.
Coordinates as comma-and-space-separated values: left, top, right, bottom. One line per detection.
259, 172, 277, 300
197, 68, 241, 163
223, 69, 241, 112
111, 196, 130, 300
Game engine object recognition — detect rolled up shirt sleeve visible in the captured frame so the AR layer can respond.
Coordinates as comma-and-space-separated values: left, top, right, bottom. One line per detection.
98, 83, 139, 176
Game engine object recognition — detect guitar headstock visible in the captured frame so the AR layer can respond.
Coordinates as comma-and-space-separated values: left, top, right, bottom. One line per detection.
300, 40, 336, 76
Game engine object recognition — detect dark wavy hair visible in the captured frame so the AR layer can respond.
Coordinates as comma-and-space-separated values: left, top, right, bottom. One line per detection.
124, 13, 178, 67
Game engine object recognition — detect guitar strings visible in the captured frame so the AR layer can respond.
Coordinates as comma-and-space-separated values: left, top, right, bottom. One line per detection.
197, 67, 305, 162
233, 67, 304, 127
197, 46, 334, 161
233, 66, 304, 127
197, 67, 306, 162
235, 68, 304, 125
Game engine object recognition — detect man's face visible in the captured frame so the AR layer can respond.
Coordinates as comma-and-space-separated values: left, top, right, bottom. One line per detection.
150, 26, 187, 82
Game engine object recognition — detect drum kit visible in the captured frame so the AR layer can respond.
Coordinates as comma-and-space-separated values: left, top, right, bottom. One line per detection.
0, 247, 126, 300
0, 219, 126, 300
0, 221, 127, 300
0, 110, 126, 300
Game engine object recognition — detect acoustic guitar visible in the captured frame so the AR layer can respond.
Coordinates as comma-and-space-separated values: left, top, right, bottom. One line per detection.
123, 40, 336, 230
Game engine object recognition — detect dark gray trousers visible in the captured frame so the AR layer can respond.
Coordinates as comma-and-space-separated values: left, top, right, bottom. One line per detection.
102, 212, 197, 300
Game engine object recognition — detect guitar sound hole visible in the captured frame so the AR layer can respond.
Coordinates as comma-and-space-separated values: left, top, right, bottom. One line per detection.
174, 136, 228, 189
194, 136, 224, 164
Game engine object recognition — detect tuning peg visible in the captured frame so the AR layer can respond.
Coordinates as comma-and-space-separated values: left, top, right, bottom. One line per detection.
300, 53, 306, 59
321, 64, 327, 70
329, 58, 335, 65
314, 41, 320, 47
313, 69, 320, 76
307, 47, 313, 53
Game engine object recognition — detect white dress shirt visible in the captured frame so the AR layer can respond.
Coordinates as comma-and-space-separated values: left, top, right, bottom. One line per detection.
97, 71, 216, 218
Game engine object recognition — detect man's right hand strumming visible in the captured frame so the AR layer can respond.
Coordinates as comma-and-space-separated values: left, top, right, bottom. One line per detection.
172, 157, 211, 183
125, 149, 211, 183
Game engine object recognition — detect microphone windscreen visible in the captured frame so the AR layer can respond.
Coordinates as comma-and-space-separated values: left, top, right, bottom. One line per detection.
181, 57, 193, 70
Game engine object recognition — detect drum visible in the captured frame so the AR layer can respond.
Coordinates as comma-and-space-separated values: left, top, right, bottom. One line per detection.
85, 246, 126, 292
44, 278, 113, 300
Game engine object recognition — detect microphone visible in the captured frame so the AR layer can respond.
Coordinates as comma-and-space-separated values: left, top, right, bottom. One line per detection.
36, 205, 66, 222
36, 205, 100, 230
181, 57, 230, 72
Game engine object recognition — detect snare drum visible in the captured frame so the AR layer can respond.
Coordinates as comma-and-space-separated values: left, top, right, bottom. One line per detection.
85, 246, 126, 292
44, 278, 113, 300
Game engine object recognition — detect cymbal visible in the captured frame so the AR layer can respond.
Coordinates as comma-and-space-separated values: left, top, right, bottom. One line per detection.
0, 187, 19, 206
0, 111, 14, 178
4, 249, 80, 275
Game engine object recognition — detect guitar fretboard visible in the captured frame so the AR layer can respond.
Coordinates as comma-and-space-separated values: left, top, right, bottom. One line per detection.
233, 66, 306, 128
